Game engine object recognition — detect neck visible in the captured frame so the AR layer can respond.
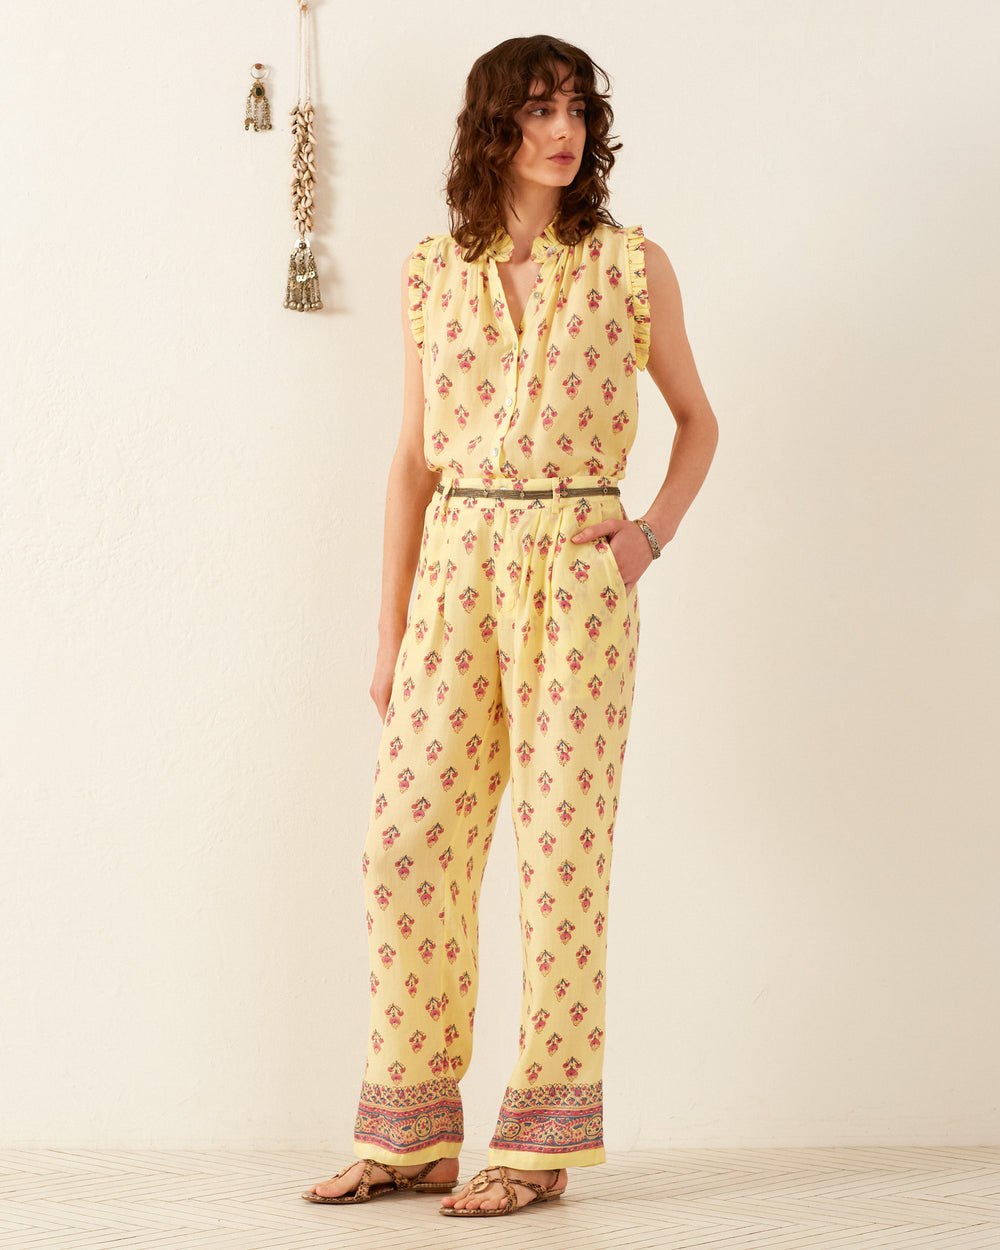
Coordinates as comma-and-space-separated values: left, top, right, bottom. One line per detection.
503, 186, 562, 261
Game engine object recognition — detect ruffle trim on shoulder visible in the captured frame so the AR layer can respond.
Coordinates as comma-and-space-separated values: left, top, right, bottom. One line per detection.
624, 226, 650, 372
406, 235, 436, 354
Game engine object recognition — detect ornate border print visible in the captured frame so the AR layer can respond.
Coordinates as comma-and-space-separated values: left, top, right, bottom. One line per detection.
354, 1078, 464, 1155
490, 1080, 603, 1155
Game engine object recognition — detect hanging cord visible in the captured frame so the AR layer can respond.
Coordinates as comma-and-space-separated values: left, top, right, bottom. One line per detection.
290, 3, 316, 237
285, 1, 322, 310
297, 1, 311, 105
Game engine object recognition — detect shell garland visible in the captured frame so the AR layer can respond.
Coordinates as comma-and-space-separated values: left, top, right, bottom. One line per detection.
290, 102, 317, 235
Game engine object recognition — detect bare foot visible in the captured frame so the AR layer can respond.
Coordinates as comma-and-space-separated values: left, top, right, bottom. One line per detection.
306, 1157, 459, 1201
440, 1166, 567, 1213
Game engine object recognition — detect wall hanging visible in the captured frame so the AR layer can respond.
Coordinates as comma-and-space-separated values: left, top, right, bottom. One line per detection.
244, 64, 272, 131
285, 1, 322, 311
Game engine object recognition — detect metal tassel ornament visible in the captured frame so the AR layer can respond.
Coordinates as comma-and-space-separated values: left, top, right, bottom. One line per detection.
286, 237, 321, 311
285, 4, 322, 311
244, 64, 272, 132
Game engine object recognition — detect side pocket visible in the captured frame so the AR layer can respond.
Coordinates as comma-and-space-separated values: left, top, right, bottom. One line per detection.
593, 535, 630, 607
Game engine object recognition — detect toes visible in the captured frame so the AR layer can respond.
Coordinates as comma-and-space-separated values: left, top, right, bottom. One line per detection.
449, 1188, 501, 1212
311, 1162, 365, 1198
447, 1185, 477, 1210
313, 1178, 351, 1198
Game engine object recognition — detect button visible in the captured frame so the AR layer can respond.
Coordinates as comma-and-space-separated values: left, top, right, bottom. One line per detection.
504, 398, 513, 407
491, 446, 500, 457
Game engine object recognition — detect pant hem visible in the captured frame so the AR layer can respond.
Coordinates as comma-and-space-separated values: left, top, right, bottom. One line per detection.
356, 1141, 463, 1167
487, 1145, 605, 1169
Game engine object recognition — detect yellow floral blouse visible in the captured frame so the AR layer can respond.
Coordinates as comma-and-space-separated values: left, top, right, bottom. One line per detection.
406, 223, 650, 486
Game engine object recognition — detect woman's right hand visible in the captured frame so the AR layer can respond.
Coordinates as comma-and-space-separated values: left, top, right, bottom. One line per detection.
367, 258, 439, 724
369, 635, 402, 722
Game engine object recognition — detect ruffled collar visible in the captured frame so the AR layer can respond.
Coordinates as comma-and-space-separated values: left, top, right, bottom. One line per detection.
484, 220, 565, 263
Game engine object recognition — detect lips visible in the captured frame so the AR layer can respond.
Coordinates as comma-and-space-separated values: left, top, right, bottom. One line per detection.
548, 153, 577, 165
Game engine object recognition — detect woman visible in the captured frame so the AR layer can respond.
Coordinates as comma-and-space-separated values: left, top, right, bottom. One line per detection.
303, 34, 718, 1217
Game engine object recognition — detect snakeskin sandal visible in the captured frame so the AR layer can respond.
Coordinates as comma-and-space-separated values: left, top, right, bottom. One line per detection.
439, 1165, 567, 1217
301, 1158, 458, 1204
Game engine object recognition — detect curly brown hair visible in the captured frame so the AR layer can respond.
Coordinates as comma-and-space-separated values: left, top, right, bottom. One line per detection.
446, 35, 622, 261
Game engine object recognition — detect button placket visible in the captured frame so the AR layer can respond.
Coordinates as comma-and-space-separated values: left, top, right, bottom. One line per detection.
486, 256, 521, 469
489, 231, 562, 474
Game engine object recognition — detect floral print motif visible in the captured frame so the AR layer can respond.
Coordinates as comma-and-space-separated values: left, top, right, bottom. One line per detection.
352, 218, 652, 1170
356, 490, 639, 1167
407, 224, 649, 486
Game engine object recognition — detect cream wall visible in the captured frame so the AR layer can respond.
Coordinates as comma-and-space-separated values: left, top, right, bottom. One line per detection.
2, 0, 998, 1150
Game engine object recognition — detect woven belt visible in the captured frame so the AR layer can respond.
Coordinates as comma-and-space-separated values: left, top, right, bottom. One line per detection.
437, 483, 620, 501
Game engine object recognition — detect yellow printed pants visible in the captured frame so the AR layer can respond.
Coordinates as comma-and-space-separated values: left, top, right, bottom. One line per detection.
354, 479, 639, 1170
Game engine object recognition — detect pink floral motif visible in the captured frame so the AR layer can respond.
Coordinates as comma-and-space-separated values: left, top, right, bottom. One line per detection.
360, 231, 648, 1166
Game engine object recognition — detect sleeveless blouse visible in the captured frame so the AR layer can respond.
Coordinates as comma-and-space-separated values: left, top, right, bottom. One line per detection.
406, 223, 650, 487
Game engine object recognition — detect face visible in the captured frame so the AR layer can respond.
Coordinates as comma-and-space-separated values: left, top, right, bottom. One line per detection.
508, 74, 587, 196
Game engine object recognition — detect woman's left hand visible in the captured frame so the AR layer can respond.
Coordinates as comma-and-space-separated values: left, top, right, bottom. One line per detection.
571, 518, 655, 596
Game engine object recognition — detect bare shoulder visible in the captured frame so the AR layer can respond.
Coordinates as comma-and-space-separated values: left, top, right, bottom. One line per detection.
640, 236, 683, 317
641, 237, 678, 284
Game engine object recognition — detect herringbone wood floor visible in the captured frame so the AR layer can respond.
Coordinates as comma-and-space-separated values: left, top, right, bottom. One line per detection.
1, 1145, 998, 1249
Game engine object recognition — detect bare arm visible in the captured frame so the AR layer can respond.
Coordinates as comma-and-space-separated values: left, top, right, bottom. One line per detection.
572, 237, 719, 591
369, 262, 440, 719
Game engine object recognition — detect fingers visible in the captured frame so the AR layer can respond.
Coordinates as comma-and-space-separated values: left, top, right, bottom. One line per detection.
573, 517, 654, 593
371, 642, 401, 721
571, 517, 629, 544
370, 681, 391, 721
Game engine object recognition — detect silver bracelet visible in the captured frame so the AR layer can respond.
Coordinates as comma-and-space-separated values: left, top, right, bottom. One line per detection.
636, 518, 661, 560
